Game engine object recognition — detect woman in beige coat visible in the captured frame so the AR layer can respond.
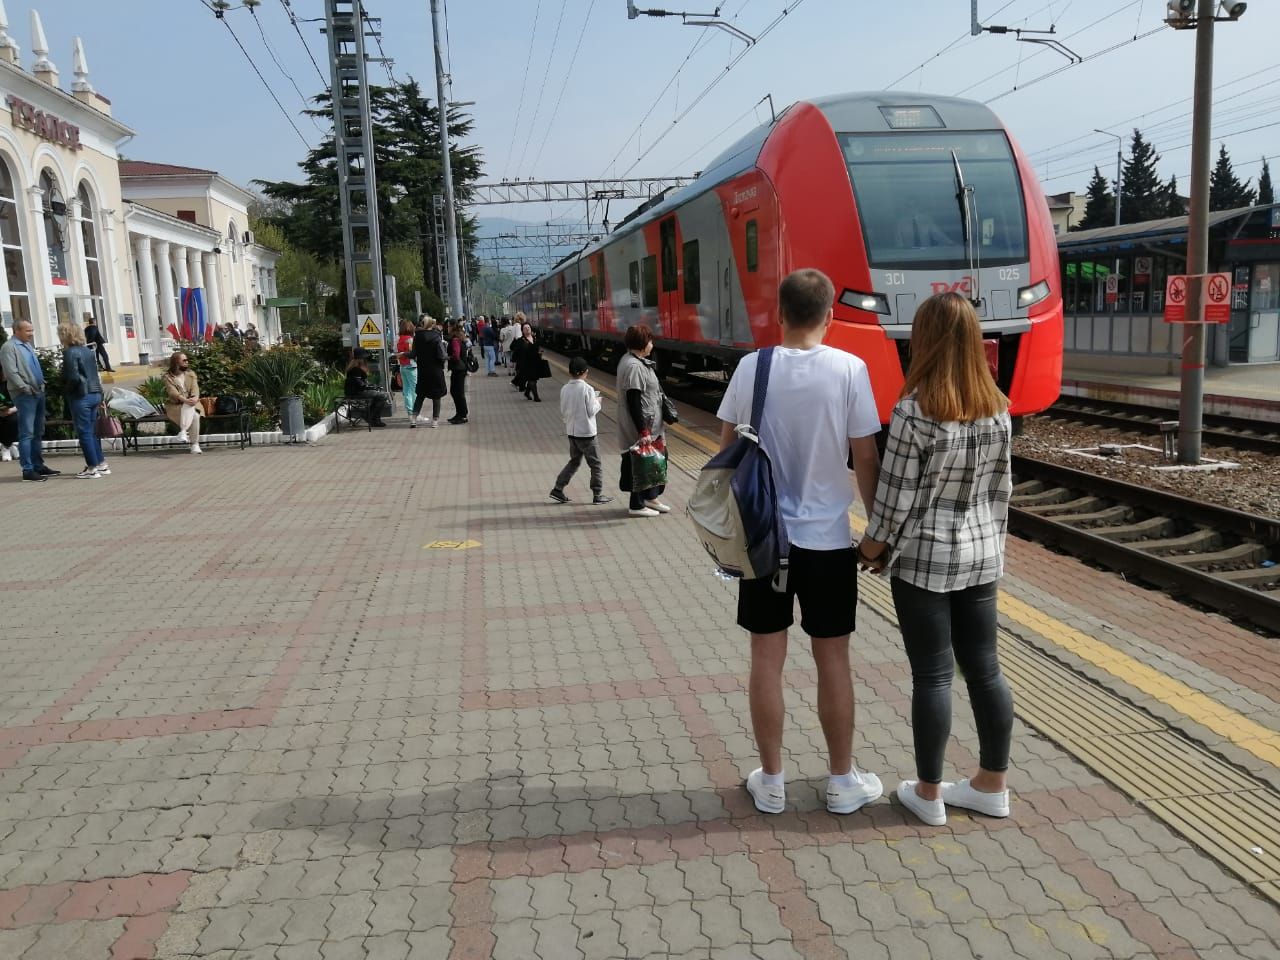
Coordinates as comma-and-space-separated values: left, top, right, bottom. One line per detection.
162, 351, 203, 454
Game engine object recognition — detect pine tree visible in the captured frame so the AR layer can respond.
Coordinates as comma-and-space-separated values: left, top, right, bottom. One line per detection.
1258, 159, 1274, 206
1119, 129, 1164, 224
1162, 174, 1186, 217
1209, 144, 1256, 210
1076, 167, 1115, 230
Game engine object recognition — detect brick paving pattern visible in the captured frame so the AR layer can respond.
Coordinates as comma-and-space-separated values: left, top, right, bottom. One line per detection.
3, 371, 1278, 959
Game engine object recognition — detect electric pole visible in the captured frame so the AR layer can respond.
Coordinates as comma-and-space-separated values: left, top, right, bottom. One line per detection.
430, 0, 464, 320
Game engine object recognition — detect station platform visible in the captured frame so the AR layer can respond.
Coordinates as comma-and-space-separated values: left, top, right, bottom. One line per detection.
1, 365, 1278, 960
1063, 362, 1280, 422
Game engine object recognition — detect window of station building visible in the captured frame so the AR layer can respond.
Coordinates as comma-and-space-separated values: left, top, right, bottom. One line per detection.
628, 260, 640, 308
745, 220, 758, 272
76, 184, 104, 324
176, 210, 197, 224
660, 218, 677, 292
0, 156, 30, 326
642, 254, 657, 307
682, 239, 701, 305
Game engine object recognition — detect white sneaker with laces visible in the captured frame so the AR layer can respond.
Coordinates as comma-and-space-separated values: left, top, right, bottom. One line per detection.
96, 463, 111, 476
0, 446, 10, 462
745, 768, 785, 814
826, 770, 884, 814
426, 418, 437, 428
75, 467, 100, 479
175, 431, 189, 443
941, 779, 1010, 818
628, 507, 660, 518
896, 780, 947, 826
191, 444, 203, 455
643, 500, 672, 514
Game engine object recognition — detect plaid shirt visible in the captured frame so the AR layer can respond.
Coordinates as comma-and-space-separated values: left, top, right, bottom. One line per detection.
863, 396, 1012, 591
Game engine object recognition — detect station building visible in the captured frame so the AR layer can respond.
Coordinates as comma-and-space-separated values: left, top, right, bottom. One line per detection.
1057, 203, 1280, 371
0, 6, 279, 363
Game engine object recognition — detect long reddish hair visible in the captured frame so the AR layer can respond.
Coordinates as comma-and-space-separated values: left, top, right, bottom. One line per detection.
901, 293, 1007, 421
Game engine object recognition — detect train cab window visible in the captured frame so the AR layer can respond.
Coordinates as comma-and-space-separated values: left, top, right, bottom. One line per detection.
642, 255, 658, 307
683, 240, 701, 305
745, 220, 759, 273
628, 260, 641, 308
660, 218, 678, 292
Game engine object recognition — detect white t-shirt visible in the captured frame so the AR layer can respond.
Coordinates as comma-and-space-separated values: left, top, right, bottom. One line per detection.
560, 378, 602, 438
716, 344, 881, 551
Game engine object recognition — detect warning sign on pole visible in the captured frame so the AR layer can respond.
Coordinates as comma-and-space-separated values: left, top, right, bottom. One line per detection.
1105, 274, 1118, 305
1203, 272, 1231, 323
357, 313, 384, 350
1164, 275, 1188, 323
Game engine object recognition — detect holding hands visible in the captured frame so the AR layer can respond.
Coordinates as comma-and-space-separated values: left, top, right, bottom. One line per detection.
856, 539, 888, 575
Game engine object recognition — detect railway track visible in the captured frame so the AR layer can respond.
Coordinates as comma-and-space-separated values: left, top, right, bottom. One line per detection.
1010, 455, 1280, 633
1043, 397, 1280, 455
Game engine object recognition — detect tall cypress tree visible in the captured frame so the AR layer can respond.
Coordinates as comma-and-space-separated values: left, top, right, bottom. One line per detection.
1076, 167, 1115, 230
1162, 174, 1186, 217
1258, 158, 1274, 206
1120, 129, 1164, 223
1209, 144, 1256, 210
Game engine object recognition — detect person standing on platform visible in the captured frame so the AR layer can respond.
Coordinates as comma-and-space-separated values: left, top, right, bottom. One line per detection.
0, 366, 19, 463
445, 321, 470, 425
857, 292, 1014, 827
500, 315, 518, 368
163, 351, 205, 453
515, 322, 545, 402
411, 316, 448, 428
396, 319, 418, 428
549, 356, 612, 505
83, 313, 112, 372
480, 319, 499, 376
617, 325, 668, 517
715, 269, 883, 816
0, 318, 58, 481
59, 322, 107, 479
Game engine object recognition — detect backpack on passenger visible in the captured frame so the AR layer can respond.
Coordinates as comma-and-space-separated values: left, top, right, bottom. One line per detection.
685, 347, 790, 592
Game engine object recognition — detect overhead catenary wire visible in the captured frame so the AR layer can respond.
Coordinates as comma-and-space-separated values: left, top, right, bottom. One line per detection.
528, 0, 601, 175
502, 0, 544, 180
884, 0, 1022, 89
983, 24, 1165, 103
198, 0, 313, 150
249, 5, 326, 133
515, 0, 570, 177
278, 0, 329, 90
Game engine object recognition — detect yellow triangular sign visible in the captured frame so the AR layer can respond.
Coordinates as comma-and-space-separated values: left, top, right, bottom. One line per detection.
359, 317, 380, 335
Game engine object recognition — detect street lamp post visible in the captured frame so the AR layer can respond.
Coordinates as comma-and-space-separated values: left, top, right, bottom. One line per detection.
430, 0, 464, 320
1093, 128, 1123, 227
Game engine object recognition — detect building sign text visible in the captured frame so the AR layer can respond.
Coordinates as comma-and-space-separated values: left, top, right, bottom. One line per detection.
5, 95, 81, 151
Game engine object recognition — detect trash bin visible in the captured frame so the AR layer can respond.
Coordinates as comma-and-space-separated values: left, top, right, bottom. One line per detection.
279, 395, 304, 440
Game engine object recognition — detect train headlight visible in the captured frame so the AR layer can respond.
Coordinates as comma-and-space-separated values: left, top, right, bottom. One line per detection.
1017, 280, 1050, 308
838, 289, 891, 315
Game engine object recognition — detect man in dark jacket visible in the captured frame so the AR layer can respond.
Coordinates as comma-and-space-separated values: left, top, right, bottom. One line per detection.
83, 313, 113, 372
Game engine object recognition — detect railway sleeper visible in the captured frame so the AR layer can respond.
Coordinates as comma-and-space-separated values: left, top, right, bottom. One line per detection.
1217, 566, 1280, 588
1056, 505, 1134, 527
1011, 487, 1075, 508
1093, 517, 1178, 543
1163, 542, 1270, 570
1129, 527, 1220, 553
1011, 480, 1046, 496
1021, 495, 1107, 517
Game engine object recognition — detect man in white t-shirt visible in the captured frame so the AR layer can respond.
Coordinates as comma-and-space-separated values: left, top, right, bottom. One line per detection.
715, 268, 883, 817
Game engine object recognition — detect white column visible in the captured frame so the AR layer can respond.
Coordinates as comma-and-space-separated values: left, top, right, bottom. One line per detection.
154, 239, 177, 342
100, 210, 129, 361
203, 252, 223, 333
268, 269, 280, 342
26, 184, 55, 346
134, 235, 160, 359
64, 197, 90, 321
187, 249, 204, 289
173, 244, 189, 290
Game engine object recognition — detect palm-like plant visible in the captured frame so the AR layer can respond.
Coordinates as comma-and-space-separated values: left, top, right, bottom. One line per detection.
236, 348, 317, 407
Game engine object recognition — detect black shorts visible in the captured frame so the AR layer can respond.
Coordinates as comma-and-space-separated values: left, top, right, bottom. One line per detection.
737, 546, 858, 637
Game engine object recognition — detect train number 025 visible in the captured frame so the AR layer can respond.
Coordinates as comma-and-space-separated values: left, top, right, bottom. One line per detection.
998, 268, 1021, 281
883, 271, 907, 286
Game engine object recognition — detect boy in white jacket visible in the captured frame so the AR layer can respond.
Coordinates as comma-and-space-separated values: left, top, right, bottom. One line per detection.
549, 357, 613, 504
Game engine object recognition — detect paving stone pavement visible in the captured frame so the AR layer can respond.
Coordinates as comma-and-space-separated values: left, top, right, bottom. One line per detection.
3, 369, 1279, 959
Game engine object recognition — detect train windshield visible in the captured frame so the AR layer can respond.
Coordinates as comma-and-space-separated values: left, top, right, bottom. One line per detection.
840, 131, 1027, 269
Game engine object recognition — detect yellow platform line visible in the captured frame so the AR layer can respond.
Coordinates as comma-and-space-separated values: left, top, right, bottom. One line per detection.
553, 355, 1280, 770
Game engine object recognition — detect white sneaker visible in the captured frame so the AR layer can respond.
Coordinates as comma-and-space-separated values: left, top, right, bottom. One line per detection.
96, 463, 111, 476
75, 467, 100, 479
191, 444, 203, 455
628, 507, 660, 518
0, 447, 10, 462
643, 500, 672, 514
826, 770, 884, 815
745, 768, 785, 814
175, 431, 189, 443
896, 780, 947, 826
426, 419, 437, 428
941, 779, 1010, 818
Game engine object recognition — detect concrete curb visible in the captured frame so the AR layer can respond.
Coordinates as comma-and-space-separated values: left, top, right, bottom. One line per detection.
39, 412, 338, 453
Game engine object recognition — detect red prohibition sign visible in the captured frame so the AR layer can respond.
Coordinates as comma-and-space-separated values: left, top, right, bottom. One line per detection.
1168, 276, 1187, 304
1207, 274, 1229, 303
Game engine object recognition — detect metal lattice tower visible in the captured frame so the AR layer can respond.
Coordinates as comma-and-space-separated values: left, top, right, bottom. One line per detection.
432, 195, 448, 304
325, 0, 385, 335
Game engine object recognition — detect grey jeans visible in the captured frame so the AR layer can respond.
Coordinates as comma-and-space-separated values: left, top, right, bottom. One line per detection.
554, 436, 603, 495
890, 577, 1013, 784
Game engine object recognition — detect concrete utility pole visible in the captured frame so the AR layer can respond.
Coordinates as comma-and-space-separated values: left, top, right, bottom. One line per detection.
430, 0, 464, 320
1177, 0, 1219, 464
1094, 128, 1123, 227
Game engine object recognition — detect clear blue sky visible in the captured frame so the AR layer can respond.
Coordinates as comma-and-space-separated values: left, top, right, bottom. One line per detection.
15, 0, 1278, 227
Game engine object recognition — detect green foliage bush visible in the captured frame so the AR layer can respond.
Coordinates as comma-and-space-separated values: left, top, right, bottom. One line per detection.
302, 370, 345, 426
138, 376, 168, 411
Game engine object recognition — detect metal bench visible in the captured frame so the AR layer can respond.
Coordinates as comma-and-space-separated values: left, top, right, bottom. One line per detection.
332, 396, 374, 433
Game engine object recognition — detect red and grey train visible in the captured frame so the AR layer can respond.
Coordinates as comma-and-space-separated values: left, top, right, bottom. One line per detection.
512, 92, 1063, 422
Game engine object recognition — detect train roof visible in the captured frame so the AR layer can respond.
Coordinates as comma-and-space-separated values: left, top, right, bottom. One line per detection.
514, 91, 998, 294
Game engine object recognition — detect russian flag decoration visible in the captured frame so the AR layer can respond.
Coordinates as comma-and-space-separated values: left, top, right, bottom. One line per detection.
178, 287, 208, 342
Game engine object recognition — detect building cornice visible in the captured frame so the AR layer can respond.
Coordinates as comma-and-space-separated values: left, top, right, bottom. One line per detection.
125, 200, 221, 240
0, 57, 133, 140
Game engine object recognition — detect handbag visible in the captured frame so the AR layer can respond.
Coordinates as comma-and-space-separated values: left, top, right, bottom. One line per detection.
198, 397, 217, 416
464, 351, 480, 374
535, 357, 552, 379
96, 405, 123, 438
661, 393, 679, 425
391, 368, 403, 391
629, 434, 668, 490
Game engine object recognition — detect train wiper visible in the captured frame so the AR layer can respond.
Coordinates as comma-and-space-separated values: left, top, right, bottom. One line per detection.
951, 149, 984, 311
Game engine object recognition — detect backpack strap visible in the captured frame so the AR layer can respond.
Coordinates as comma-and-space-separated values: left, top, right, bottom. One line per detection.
749, 347, 774, 432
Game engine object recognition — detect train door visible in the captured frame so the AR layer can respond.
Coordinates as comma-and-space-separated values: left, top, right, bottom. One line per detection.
1248, 262, 1280, 362
659, 216, 679, 338
717, 259, 735, 346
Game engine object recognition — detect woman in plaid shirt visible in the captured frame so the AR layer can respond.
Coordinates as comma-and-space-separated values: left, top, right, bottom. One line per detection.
858, 293, 1014, 827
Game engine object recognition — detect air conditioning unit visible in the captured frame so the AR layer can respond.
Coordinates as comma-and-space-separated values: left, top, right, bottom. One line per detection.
232, 293, 245, 307
242, 230, 255, 246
